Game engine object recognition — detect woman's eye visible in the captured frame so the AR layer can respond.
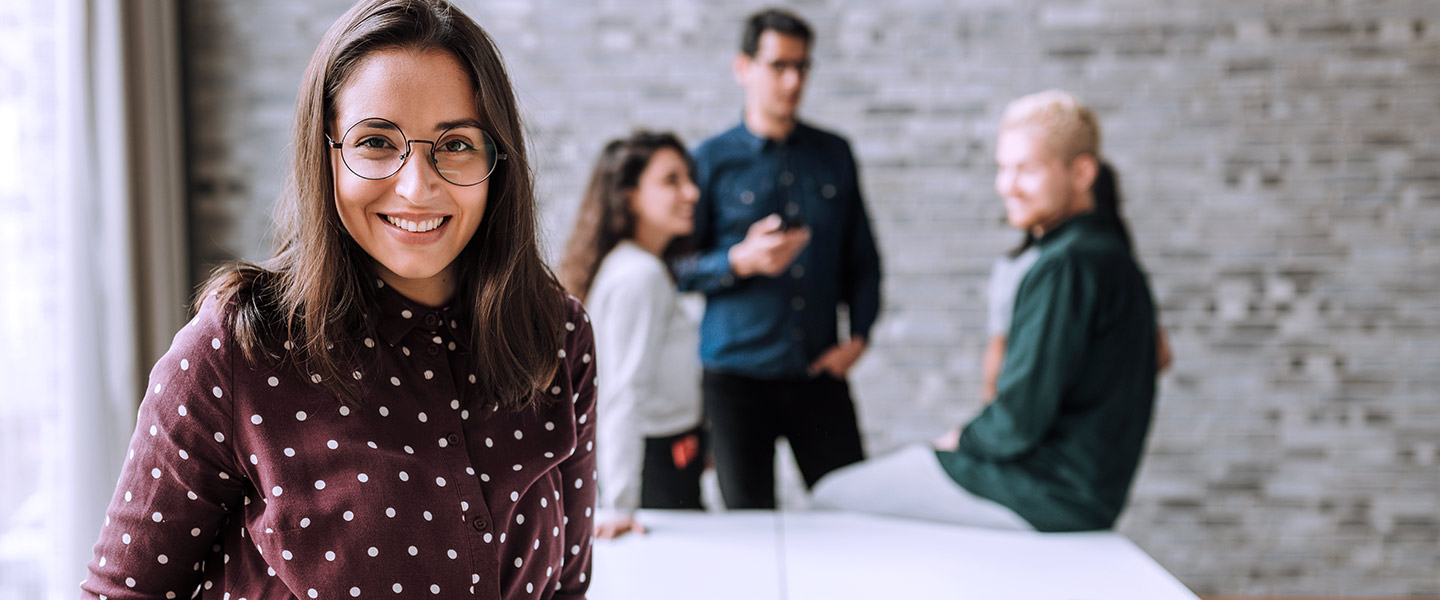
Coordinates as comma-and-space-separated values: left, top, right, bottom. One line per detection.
358, 137, 394, 149
441, 140, 475, 152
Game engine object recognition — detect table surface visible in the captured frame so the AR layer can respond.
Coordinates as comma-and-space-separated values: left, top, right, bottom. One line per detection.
589, 509, 1199, 599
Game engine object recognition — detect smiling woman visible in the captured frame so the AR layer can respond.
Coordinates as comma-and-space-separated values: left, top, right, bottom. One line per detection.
79, 1, 597, 598
329, 47, 497, 307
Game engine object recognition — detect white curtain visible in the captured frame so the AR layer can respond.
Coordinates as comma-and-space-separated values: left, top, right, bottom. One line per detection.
0, 0, 185, 597
50, 0, 137, 595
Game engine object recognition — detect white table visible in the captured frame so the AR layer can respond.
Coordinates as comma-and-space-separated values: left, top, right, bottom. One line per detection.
590, 510, 1198, 599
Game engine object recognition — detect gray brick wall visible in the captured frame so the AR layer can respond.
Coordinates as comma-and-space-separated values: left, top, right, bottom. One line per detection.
182, 0, 1440, 595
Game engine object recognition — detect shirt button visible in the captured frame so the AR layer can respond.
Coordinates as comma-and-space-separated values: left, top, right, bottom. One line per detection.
780, 171, 794, 186
791, 265, 805, 278
471, 517, 487, 531
426, 345, 439, 356
792, 297, 805, 311
447, 433, 461, 446
785, 202, 799, 217
424, 313, 441, 328
740, 190, 755, 205
792, 328, 805, 341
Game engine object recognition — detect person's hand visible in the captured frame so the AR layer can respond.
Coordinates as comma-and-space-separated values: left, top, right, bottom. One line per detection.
728, 214, 810, 278
595, 516, 646, 540
808, 338, 867, 379
1156, 326, 1174, 373
932, 427, 961, 452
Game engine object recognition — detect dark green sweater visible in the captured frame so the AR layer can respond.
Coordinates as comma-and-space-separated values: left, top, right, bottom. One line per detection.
937, 213, 1158, 532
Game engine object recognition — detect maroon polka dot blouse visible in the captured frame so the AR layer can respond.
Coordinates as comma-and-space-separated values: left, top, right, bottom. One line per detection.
81, 282, 598, 599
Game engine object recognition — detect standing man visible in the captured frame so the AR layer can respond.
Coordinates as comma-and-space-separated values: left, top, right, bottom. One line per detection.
676, 8, 883, 509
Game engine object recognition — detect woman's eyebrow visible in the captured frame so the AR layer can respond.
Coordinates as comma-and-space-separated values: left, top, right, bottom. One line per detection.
433, 118, 484, 131
359, 119, 401, 131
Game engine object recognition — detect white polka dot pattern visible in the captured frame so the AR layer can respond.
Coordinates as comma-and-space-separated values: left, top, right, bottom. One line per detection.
81, 293, 598, 599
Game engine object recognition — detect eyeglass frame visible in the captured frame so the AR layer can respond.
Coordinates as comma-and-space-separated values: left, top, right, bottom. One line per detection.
325, 117, 508, 187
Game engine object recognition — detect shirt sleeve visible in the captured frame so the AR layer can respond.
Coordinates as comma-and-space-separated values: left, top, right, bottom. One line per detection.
590, 266, 673, 519
674, 147, 740, 296
81, 298, 247, 599
557, 300, 598, 599
986, 257, 1014, 337
838, 142, 883, 341
959, 257, 1091, 461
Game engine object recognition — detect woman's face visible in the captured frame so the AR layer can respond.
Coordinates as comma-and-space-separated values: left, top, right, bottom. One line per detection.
331, 47, 489, 306
993, 127, 1093, 235
628, 147, 699, 241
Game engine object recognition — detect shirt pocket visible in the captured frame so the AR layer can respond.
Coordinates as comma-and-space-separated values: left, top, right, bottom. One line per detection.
794, 173, 843, 233
714, 177, 775, 237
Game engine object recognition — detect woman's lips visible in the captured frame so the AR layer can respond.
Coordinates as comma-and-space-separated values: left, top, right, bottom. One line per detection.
377, 214, 451, 243
382, 214, 449, 233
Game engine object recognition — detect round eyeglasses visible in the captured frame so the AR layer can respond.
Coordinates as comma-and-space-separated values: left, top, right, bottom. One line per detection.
326, 117, 507, 187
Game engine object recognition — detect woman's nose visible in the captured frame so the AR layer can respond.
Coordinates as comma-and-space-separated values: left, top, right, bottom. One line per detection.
393, 141, 444, 202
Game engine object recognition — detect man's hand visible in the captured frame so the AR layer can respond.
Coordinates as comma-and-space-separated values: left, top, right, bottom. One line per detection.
1156, 326, 1174, 373
808, 338, 867, 379
595, 516, 647, 540
932, 427, 961, 452
728, 214, 810, 278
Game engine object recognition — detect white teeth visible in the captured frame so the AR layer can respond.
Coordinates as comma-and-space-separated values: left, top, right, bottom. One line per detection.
385, 215, 444, 233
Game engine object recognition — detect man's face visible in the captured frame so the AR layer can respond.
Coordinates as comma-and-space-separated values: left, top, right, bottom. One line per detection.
736, 31, 810, 124
994, 127, 1092, 234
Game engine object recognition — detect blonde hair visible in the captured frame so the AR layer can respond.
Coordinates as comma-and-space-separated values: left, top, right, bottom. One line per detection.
1000, 89, 1100, 162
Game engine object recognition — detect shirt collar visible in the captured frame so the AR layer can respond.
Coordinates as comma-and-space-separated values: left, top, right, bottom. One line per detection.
737, 118, 806, 154
372, 278, 470, 350
1035, 211, 1103, 247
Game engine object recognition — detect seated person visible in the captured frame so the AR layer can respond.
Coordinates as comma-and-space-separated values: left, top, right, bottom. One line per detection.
982, 162, 1173, 403
812, 90, 1160, 532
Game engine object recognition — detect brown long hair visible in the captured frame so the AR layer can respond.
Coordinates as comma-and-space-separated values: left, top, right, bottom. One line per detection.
199, 0, 567, 410
558, 131, 691, 302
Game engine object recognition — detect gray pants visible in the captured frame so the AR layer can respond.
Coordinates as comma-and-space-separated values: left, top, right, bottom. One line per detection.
809, 444, 1032, 531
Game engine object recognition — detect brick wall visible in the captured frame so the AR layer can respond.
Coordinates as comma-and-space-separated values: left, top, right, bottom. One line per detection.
182, 0, 1440, 594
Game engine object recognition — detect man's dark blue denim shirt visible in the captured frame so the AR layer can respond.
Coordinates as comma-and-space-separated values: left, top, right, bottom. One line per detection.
675, 120, 882, 379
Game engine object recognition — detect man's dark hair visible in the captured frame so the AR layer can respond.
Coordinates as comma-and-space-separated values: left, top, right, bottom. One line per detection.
741, 8, 813, 56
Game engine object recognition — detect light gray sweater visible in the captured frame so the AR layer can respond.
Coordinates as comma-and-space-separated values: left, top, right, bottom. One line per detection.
587, 241, 704, 517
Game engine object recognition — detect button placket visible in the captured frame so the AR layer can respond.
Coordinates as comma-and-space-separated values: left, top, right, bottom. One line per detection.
416, 325, 494, 548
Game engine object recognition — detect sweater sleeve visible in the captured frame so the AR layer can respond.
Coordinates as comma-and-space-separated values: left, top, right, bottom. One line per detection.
81, 298, 247, 599
589, 264, 674, 518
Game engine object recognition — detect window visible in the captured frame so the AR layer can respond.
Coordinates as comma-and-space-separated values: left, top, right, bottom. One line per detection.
0, 0, 63, 596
